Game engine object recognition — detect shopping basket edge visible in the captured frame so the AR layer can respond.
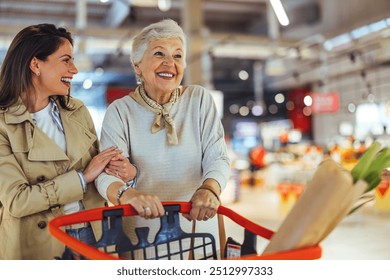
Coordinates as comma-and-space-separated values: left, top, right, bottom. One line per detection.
48, 202, 322, 260
217, 205, 274, 239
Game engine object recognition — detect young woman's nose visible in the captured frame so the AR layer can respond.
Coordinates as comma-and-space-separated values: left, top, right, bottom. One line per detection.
69, 61, 78, 74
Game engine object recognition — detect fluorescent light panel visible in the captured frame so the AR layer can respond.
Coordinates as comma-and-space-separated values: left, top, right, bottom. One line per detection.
270, 0, 290, 26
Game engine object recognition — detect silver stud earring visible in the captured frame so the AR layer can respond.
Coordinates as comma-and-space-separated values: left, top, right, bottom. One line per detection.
36, 72, 40, 77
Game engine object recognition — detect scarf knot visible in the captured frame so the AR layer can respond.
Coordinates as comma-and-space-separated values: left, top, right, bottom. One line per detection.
132, 84, 182, 145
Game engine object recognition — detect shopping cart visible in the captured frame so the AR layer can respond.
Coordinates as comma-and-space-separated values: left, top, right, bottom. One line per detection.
48, 201, 322, 260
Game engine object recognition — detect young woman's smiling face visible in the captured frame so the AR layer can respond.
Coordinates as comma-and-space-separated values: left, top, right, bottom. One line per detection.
36, 39, 78, 98
136, 38, 185, 100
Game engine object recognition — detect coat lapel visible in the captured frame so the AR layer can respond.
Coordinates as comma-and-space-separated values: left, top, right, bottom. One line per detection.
27, 125, 69, 161
61, 105, 97, 170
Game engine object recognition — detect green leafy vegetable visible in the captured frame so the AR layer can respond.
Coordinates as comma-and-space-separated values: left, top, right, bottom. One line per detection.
351, 141, 390, 193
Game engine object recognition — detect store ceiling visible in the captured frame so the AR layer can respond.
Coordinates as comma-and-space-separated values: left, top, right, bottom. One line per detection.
0, 0, 390, 105
0, 0, 323, 58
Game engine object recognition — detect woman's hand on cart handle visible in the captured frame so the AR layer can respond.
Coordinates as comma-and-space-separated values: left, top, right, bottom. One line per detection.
183, 179, 221, 221
106, 181, 164, 219
116, 186, 165, 219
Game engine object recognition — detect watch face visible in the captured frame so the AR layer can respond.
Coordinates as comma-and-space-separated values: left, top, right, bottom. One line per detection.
117, 184, 132, 204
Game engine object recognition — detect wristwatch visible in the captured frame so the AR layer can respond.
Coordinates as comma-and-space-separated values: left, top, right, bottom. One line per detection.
116, 184, 132, 205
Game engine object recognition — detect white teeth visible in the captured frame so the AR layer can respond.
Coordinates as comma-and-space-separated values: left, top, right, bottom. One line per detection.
61, 77, 71, 83
158, 73, 173, 78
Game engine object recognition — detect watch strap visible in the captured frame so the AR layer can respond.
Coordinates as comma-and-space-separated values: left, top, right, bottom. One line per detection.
116, 184, 132, 205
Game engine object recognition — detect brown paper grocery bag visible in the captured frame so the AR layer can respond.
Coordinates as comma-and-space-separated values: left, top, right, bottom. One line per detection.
317, 179, 367, 242
263, 159, 367, 254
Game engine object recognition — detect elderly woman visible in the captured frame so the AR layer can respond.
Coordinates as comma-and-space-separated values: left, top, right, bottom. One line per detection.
96, 19, 230, 259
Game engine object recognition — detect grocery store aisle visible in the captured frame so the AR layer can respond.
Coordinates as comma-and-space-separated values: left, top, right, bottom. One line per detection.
222, 185, 390, 260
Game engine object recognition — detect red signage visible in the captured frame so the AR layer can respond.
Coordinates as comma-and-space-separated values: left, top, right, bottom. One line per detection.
311, 92, 339, 113
288, 88, 312, 134
106, 87, 132, 105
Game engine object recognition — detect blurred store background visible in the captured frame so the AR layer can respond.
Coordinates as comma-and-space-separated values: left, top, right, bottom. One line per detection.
1, 0, 390, 259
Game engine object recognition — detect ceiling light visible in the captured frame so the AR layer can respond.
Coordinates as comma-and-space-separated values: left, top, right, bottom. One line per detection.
252, 105, 264, 116
303, 106, 312, 116
275, 93, 285, 103
229, 104, 239, 114
286, 101, 295, 111
238, 70, 249, 80
94, 67, 104, 76
239, 106, 250, 116
268, 104, 278, 114
269, 0, 290, 26
347, 103, 356, 113
82, 79, 93, 90
158, 0, 171, 11
303, 95, 313, 106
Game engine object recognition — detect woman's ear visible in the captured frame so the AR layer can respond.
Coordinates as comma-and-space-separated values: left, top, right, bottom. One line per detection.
29, 57, 40, 76
134, 64, 141, 75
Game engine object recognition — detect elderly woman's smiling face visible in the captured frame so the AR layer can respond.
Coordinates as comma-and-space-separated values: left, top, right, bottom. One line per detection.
136, 38, 185, 98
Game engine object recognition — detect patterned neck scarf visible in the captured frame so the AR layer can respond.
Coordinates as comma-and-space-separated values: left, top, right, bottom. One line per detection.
131, 84, 182, 145
49, 98, 64, 133
31, 98, 64, 134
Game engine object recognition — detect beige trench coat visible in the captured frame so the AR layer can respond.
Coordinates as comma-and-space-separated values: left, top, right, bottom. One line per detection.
0, 98, 106, 259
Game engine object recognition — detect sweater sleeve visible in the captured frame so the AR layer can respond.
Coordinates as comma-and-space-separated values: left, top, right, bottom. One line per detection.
95, 100, 129, 200
198, 87, 231, 191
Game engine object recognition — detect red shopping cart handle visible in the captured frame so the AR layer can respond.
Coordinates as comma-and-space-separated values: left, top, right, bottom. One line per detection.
48, 202, 322, 260
49, 201, 274, 239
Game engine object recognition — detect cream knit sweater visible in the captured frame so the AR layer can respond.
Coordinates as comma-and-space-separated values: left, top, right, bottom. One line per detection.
96, 84, 230, 259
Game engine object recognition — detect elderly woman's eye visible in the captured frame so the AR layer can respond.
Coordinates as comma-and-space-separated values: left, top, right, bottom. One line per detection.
174, 54, 182, 59
154, 51, 164, 57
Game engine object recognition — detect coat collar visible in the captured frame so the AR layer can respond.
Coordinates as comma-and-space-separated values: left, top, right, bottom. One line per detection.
3, 100, 34, 126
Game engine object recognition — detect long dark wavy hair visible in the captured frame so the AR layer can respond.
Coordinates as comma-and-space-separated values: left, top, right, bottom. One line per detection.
0, 23, 75, 110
